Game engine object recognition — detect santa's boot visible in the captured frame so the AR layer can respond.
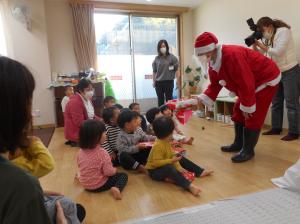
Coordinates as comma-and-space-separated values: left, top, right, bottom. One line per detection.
221, 122, 244, 152
231, 128, 260, 163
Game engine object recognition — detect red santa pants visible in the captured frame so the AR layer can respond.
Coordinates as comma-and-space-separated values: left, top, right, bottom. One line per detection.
232, 85, 279, 130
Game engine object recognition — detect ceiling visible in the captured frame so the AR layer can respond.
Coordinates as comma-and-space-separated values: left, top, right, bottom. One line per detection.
100, 0, 203, 8
49, 0, 203, 8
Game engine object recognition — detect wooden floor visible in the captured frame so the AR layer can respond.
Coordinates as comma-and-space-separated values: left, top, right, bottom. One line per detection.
40, 116, 300, 224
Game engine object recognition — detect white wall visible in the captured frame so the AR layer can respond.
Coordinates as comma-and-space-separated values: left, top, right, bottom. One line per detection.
192, 0, 300, 127
45, 0, 78, 75
5, 0, 55, 126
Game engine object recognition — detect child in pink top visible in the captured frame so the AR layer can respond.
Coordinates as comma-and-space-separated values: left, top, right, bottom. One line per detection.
77, 120, 128, 200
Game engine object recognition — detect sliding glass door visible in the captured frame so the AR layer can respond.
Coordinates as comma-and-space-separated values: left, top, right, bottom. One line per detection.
94, 13, 179, 111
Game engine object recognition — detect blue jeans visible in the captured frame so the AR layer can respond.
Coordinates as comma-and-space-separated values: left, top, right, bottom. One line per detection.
271, 65, 300, 134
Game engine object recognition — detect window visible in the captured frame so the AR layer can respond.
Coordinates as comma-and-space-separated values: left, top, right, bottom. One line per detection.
0, 9, 7, 56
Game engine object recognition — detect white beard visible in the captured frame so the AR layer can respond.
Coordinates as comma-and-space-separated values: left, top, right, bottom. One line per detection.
193, 55, 208, 75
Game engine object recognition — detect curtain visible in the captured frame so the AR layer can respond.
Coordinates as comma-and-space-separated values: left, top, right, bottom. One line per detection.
0, 0, 13, 57
70, 2, 97, 71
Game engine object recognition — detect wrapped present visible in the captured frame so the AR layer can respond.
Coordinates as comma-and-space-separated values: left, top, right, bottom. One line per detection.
166, 99, 198, 125
171, 142, 186, 156
182, 171, 195, 182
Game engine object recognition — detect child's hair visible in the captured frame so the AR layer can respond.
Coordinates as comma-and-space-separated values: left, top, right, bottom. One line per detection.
104, 96, 115, 105
152, 116, 175, 139
146, 107, 160, 124
118, 110, 140, 129
114, 103, 123, 110
76, 78, 92, 93
129, 102, 139, 110
79, 120, 106, 149
102, 106, 118, 124
159, 104, 170, 113
0, 56, 35, 153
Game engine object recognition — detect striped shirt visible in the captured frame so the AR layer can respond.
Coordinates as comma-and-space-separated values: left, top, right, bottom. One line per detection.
101, 124, 120, 155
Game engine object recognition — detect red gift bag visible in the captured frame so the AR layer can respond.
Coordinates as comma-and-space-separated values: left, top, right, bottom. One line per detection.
182, 171, 195, 182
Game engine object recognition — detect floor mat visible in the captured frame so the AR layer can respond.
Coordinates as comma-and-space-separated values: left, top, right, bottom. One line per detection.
120, 188, 300, 224
33, 127, 55, 147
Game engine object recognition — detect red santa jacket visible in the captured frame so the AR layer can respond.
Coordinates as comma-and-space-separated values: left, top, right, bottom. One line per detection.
64, 93, 89, 142
199, 45, 281, 113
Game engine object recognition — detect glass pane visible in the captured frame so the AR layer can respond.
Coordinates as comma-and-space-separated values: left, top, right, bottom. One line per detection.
132, 16, 178, 112
94, 13, 133, 107
0, 11, 7, 56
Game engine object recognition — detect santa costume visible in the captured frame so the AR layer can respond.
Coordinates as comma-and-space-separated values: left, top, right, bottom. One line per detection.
194, 32, 281, 163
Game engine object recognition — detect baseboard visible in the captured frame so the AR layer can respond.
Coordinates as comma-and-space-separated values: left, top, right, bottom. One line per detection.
33, 124, 56, 129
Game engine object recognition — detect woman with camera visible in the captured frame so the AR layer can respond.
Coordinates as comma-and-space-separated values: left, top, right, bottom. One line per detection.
254, 17, 300, 141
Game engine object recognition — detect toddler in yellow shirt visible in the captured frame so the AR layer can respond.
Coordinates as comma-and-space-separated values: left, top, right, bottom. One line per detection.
146, 116, 213, 196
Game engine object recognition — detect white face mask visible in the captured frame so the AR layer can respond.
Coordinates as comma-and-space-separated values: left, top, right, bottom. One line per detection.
84, 90, 94, 100
160, 47, 167, 55
197, 55, 210, 75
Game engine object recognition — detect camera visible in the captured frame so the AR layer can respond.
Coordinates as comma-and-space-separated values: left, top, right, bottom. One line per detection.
244, 18, 263, 47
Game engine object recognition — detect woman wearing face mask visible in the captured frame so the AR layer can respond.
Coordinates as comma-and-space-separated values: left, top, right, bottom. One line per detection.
152, 39, 179, 106
194, 32, 281, 163
64, 78, 99, 147
253, 17, 300, 141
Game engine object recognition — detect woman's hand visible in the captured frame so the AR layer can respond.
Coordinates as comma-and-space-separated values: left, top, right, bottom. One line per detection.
56, 201, 67, 224
254, 40, 269, 52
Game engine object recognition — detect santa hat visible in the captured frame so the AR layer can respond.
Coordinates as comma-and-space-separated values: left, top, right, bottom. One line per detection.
194, 32, 218, 55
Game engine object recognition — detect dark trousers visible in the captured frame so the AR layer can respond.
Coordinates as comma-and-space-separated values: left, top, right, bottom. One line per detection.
155, 80, 174, 106
119, 150, 150, 170
179, 157, 204, 177
87, 173, 128, 192
271, 65, 300, 134
148, 157, 204, 190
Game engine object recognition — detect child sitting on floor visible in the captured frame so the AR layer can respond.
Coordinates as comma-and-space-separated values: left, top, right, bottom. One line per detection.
104, 96, 116, 108
77, 120, 128, 200
117, 110, 156, 174
101, 106, 121, 166
145, 107, 162, 135
61, 85, 74, 114
160, 104, 194, 145
129, 102, 148, 132
146, 116, 213, 196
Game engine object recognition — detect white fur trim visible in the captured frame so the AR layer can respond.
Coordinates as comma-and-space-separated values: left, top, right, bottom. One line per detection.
240, 103, 256, 113
229, 91, 236, 98
256, 73, 282, 93
194, 43, 216, 55
219, 80, 226, 86
198, 94, 214, 107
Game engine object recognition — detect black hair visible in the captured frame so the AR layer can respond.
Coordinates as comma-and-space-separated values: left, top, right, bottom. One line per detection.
146, 107, 160, 124
157, 39, 170, 56
152, 116, 175, 139
129, 102, 139, 110
117, 110, 140, 129
0, 57, 35, 153
102, 106, 118, 124
159, 104, 170, 113
104, 96, 115, 105
76, 78, 92, 93
114, 103, 123, 110
79, 120, 106, 149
